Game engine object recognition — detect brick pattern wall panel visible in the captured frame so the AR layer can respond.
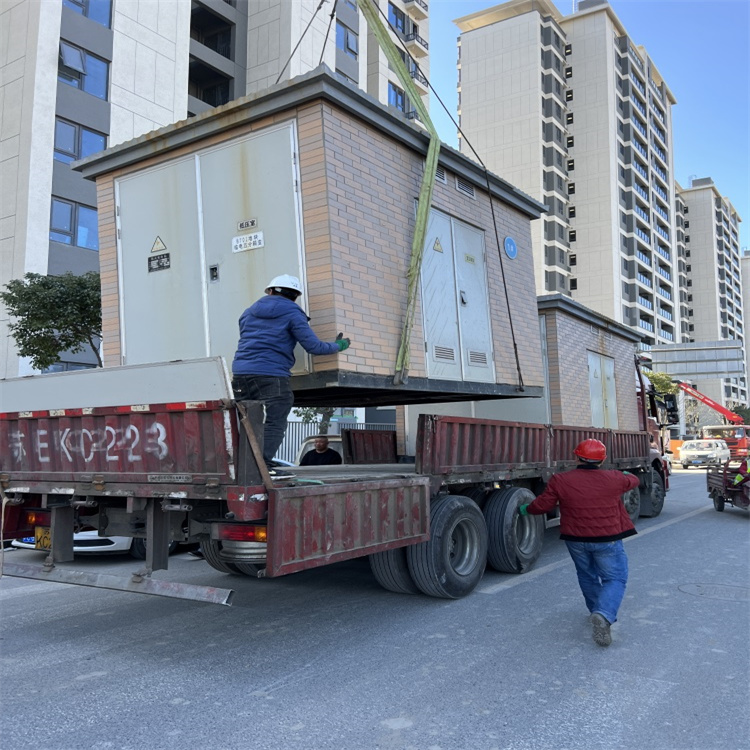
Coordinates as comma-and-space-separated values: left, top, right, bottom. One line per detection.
544, 310, 639, 430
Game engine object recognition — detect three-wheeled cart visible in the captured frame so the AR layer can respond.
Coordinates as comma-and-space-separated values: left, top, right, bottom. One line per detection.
706, 461, 750, 512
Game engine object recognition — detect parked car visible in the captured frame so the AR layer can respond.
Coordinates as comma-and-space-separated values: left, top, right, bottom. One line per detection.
12, 530, 179, 559
679, 439, 731, 469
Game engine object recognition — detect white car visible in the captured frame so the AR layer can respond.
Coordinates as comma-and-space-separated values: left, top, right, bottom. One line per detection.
12, 530, 178, 558
679, 439, 731, 469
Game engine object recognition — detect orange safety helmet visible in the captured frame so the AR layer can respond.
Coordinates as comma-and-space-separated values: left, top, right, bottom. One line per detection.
574, 439, 606, 463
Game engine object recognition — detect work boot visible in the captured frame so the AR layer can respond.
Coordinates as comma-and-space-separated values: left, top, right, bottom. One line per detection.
590, 613, 612, 647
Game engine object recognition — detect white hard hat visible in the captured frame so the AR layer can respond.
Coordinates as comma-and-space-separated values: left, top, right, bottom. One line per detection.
265, 274, 302, 295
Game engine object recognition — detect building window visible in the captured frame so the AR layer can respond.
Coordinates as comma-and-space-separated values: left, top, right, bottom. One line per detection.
569, 230, 577, 242
388, 2, 406, 33
568, 206, 576, 219
388, 82, 405, 112
567, 183, 575, 195
336, 21, 358, 59
566, 135, 574, 148
570, 278, 578, 290
53, 118, 107, 163
567, 159, 575, 171
570, 253, 577, 265
44, 361, 97, 373
58, 42, 108, 100
50, 198, 99, 250
62, 0, 111, 28
565, 67, 573, 79
565, 112, 573, 125
564, 43, 572, 55
565, 89, 573, 101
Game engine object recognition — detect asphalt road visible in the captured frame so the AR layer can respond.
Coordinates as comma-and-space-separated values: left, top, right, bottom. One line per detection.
1, 470, 748, 750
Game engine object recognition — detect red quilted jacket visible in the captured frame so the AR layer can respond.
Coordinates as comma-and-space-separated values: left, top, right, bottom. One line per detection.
527, 465, 639, 542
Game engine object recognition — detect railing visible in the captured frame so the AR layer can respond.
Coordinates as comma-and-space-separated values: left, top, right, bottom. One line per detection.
651, 103, 665, 123
633, 162, 648, 179
405, 31, 429, 50
655, 224, 669, 240
635, 205, 649, 221
655, 245, 671, 261
638, 295, 653, 309
653, 184, 668, 200
633, 139, 648, 157
656, 266, 671, 281
632, 118, 647, 136
658, 307, 673, 321
629, 45, 644, 70
633, 182, 648, 200
653, 163, 667, 181
659, 329, 674, 341
637, 273, 652, 287
652, 143, 666, 161
635, 227, 651, 244
636, 249, 651, 265
632, 97, 646, 116
639, 319, 654, 332
410, 68, 428, 86
653, 202, 668, 219
630, 73, 645, 94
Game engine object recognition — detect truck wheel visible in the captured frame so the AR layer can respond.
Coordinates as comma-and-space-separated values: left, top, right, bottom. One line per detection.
369, 548, 420, 594
622, 488, 640, 524
712, 493, 725, 512
201, 540, 242, 574
639, 470, 665, 518
129, 538, 178, 560
484, 487, 544, 573
234, 562, 265, 577
406, 494, 488, 599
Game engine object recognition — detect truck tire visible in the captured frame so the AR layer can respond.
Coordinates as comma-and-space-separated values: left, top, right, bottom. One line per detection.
406, 494, 488, 599
639, 470, 665, 518
233, 562, 265, 577
483, 487, 544, 574
712, 492, 725, 512
129, 538, 178, 560
369, 548, 420, 594
622, 488, 640, 524
201, 540, 242, 574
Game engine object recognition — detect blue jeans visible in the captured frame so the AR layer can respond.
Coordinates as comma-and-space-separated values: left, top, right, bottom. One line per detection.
565, 540, 629, 624
232, 375, 294, 464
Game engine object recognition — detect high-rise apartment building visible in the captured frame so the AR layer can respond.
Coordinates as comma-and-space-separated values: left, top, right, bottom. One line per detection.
676, 177, 745, 406
1, 0, 430, 378
455, 0, 679, 350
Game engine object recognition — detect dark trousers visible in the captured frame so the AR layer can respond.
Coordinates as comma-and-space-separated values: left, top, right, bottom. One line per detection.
232, 375, 294, 464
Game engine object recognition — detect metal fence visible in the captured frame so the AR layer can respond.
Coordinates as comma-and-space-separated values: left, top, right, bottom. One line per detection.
275, 422, 396, 464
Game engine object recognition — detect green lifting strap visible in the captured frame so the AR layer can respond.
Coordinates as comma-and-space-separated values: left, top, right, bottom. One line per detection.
359, 0, 440, 385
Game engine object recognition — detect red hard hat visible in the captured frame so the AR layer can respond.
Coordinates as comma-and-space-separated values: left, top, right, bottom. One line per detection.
574, 439, 606, 462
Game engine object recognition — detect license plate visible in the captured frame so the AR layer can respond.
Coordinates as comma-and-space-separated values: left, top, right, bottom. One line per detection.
35, 526, 51, 550
692, 460, 702, 465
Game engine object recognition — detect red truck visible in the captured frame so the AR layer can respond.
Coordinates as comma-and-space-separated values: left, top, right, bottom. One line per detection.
0, 358, 667, 606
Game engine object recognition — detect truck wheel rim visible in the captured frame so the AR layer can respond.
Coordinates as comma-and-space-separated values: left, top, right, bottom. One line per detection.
448, 518, 481, 576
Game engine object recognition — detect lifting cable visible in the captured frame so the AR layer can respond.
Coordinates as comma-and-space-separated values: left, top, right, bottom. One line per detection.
279, 0, 525, 392
276, 0, 329, 85
362, 0, 525, 391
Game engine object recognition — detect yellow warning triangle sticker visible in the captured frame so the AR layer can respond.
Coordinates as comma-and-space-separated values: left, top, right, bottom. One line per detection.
151, 236, 167, 253
433, 238, 443, 253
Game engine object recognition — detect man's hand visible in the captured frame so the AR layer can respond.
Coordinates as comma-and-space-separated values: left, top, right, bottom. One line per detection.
518, 503, 530, 516
336, 332, 350, 351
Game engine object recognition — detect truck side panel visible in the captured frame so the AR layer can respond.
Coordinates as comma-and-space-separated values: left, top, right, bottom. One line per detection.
266, 478, 430, 576
0, 402, 235, 490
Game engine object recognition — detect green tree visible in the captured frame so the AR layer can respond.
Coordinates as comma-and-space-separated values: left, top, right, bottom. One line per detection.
644, 370, 678, 394
293, 406, 336, 435
0, 272, 102, 370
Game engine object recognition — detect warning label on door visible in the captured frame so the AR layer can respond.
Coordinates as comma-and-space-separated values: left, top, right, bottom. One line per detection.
151, 236, 167, 253
148, 253, 170, 272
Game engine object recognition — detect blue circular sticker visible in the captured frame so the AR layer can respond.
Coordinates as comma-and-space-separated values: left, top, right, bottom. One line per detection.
504, 236, 518, 259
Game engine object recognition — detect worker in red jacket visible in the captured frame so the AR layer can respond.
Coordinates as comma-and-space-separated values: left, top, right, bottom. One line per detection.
519, 439, 639, 647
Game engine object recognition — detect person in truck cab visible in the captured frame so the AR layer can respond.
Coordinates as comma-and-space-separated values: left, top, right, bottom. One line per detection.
519, 439, 639, 647
300, 436, 343, 466
231, 274, 350, 473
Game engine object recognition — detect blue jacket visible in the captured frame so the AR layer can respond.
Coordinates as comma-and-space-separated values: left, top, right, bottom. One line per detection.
232, 295, 338, 377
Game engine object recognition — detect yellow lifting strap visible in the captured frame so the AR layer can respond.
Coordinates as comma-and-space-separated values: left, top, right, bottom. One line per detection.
359, 0, 440, 385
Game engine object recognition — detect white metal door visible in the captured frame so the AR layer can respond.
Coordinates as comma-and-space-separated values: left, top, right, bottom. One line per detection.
453, 221, 495, 383
116, 159, 204, 364
420, 210, 462, 380
588, 351, 618, 428
198, 123, 308, 371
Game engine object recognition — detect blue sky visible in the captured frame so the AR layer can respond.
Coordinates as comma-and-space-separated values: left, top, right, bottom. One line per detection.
424, 0, 750, 251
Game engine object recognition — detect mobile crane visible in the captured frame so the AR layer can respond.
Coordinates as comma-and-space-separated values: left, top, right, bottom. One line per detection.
673, 380, 749, 458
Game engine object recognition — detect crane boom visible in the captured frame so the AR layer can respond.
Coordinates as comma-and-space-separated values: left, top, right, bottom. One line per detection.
674, 381, 744, 424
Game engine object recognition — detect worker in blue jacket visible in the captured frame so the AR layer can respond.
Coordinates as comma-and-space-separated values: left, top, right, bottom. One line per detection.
232, 274, 350, 472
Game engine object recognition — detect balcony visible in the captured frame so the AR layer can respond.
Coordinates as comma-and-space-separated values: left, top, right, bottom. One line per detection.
632, 118, 647, 137
635, 205, 649, 222
652, 163, 667, 182
637, 273, 652, 288
653, 183, 668, 201
633, 182, 648, 200
635, 227, 651, 245
655, 245, 671, 262
655, 224, 670, 241
636, 249, 651, 266
632, 139, 648, 158
637, 295, 654, 309
633, 161, 648, 179
409, 67, 428, 91
658, 307, 673, 321
659, 329, 674, 341
639, 319, 654, 332
653, 202, 669, 220
632, 97, 646, 117
404, 0, 429, 20
630, 73, 646, 95
656, 266, 671, 281
657, 286, 672, 300
404, 31, 429, 57
652, 142, 667, 162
